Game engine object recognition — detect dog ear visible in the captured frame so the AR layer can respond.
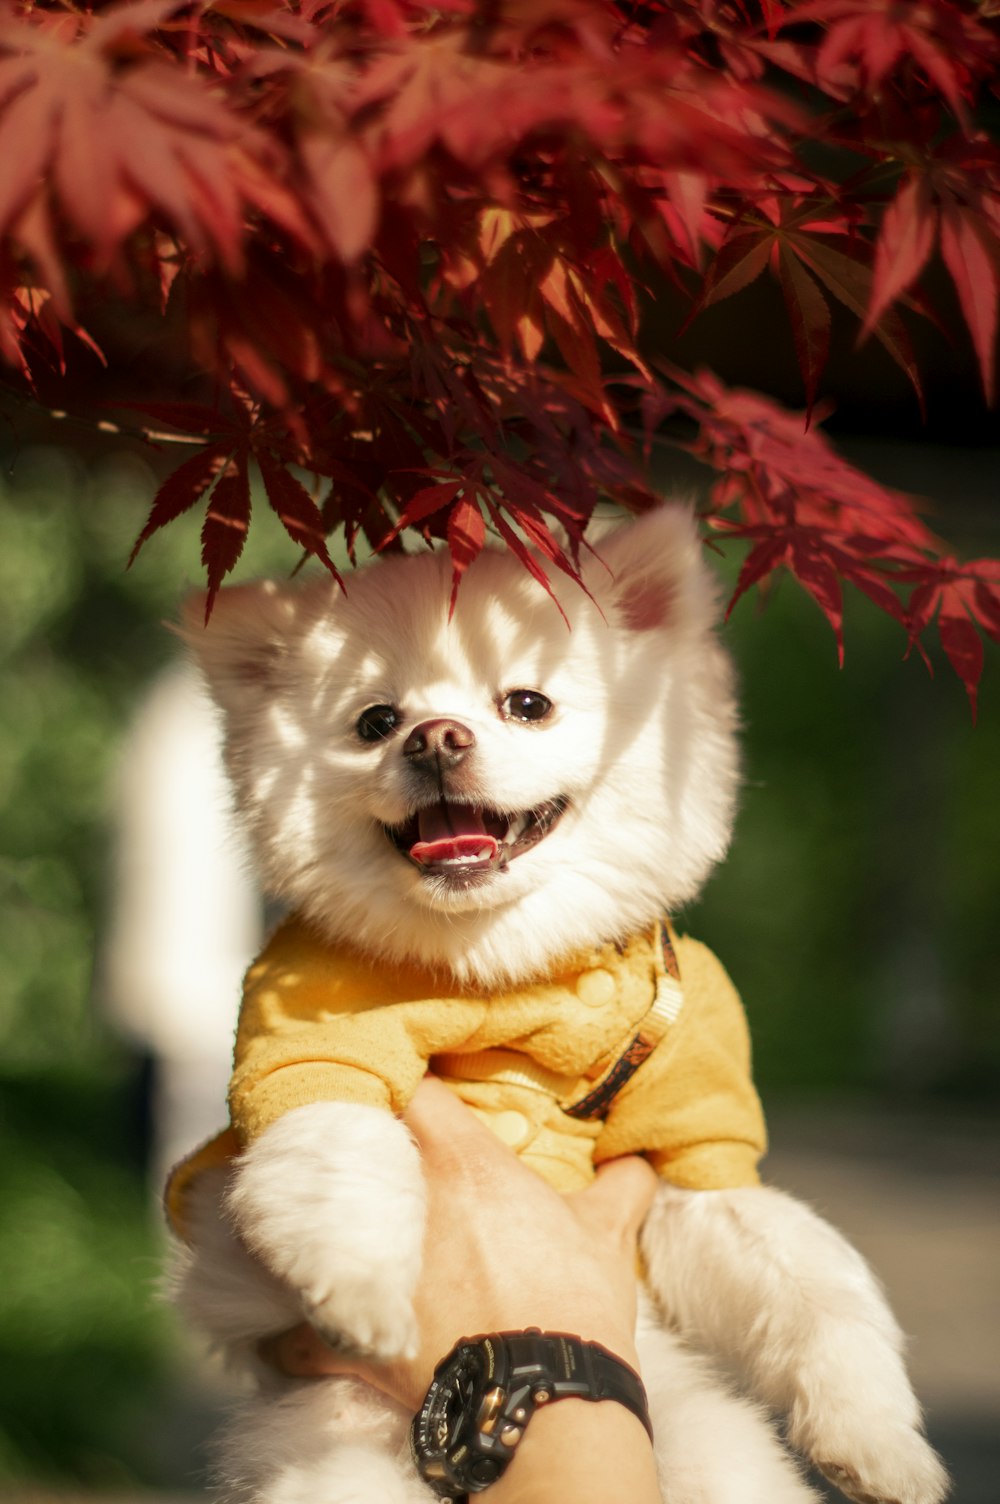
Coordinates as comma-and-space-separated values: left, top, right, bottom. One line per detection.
177, 581, 303, 712
590, 505, 712, 633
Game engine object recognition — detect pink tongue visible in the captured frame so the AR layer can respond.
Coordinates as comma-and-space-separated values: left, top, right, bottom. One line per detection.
410, 804, 500, 866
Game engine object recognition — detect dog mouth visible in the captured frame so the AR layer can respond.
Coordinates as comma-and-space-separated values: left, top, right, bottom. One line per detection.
385, 797, 569, 878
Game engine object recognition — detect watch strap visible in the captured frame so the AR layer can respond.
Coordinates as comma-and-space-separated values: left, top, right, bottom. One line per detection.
500, 1331, 653, 1442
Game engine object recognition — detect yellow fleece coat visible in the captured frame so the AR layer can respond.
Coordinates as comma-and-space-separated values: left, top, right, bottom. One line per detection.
167, 916, 765, 1237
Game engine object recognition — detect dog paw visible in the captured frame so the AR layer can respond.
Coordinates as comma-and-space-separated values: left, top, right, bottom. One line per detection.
225, 1100, 426, 1362
818, 1462, 892, 1504
813, 1429, 950, 1504
306, 1277, 419, 1362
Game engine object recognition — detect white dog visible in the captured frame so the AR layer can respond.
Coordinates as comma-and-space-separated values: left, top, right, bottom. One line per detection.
168, 506, 948, 1504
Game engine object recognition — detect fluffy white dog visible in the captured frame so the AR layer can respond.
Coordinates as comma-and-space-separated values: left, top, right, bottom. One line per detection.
169, 506, 948, 1504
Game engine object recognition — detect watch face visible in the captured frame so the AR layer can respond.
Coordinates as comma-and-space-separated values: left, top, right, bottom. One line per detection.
429, 1353, 479, 1451
412, 1343, 489, 1494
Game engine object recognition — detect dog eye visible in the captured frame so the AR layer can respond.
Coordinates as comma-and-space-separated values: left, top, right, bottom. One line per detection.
502, 690, 552, 723
356, 704, 400, 742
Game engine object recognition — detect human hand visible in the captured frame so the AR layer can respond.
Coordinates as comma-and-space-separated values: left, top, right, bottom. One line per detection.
260, 1073, 658, 1410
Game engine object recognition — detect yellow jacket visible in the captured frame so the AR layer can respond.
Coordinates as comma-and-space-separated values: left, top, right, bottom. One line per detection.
166, 917, 766, 1236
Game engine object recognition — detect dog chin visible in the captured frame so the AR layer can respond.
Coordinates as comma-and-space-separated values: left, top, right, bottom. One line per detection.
395, 840, 550, 918
407, 867, 511, 913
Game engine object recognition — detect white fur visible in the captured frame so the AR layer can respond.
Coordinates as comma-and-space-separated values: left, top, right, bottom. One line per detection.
186, 506, 738, 987
641, 1186, 950, 1504
172, 507, 948, 1504
169, 1166, 300, 1358
225, 1102, 426, 1360
215, 1385, 421, 1504
634, 1291, 821, 1504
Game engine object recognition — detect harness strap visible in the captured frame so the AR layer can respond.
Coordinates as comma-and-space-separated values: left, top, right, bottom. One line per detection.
563, 922, 682, 1120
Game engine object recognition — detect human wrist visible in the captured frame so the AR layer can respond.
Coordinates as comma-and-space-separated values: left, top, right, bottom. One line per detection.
491, 1395, 659, 1504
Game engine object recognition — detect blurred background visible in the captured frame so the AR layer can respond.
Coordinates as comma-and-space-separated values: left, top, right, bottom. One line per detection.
0, 410, 997, 1499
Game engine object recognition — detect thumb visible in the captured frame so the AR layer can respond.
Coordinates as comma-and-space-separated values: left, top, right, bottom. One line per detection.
404, 1073, 514, 1177
568, 1154, 658, 1246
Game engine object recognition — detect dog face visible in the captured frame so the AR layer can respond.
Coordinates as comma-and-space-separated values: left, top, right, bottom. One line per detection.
186, 506, 739, 985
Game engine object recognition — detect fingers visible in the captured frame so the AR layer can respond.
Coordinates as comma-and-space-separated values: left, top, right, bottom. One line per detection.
259, 1323, 414, 1400
402, 1072, 476, 1143
403, 1073, 500, 1155
258, 1323, 348, 1378
403, 1074, 526, 1192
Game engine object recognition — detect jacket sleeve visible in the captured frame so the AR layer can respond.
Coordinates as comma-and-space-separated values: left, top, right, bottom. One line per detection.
592, 936, 766, 1189
227, 920, 483, 1144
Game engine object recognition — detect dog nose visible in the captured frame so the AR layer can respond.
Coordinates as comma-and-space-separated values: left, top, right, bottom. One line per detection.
403, 718, 476, 769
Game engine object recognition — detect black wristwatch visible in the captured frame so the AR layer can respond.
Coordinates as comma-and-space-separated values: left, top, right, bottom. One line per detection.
410, 1329, 653, 1499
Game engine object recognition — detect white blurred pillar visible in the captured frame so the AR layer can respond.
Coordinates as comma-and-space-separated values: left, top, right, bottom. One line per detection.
102, 661, 262, 1189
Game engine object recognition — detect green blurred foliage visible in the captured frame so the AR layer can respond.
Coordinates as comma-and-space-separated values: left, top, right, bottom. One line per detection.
0, 1066, 174, 1485
688, 537, 1000, 1100
0, 443, 298, 1486
0, 441, 996, 1484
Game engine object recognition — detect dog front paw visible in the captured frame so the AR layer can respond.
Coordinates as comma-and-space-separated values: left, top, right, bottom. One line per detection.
788, 1339, 950, 1504
306, 1273, 419, 1362
811, 1427, 949, 1504
226, 1100, 426, 1361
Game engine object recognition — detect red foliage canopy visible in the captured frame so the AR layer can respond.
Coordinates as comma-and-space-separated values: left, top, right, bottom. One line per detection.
1, 0, 998, 709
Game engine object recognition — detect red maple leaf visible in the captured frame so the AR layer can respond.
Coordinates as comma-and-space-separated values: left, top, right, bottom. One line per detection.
0, 0, 316, 307
799, 0, 999, 119
0, 0, 995, 708
692, 200, 924, 419
126, 397, 341, 613
939, 195, 999, 407
900, 559, 1000, 719
0, 283, 104, 380
653, 364, 1000, 706
864, 129, 1000, 404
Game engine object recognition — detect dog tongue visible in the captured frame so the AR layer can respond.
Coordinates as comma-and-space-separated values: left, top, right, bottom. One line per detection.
410, 803, 499, 866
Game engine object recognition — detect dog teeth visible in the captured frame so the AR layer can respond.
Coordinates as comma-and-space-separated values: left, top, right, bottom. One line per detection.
505, 813, 530, 844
